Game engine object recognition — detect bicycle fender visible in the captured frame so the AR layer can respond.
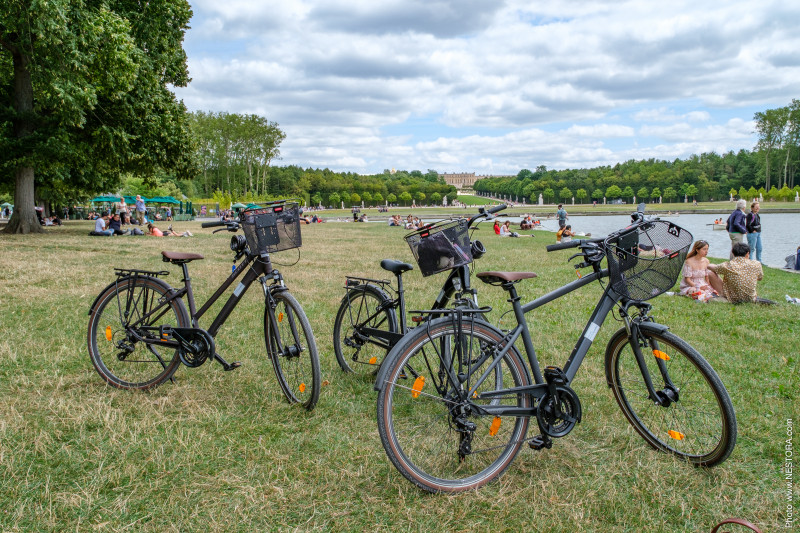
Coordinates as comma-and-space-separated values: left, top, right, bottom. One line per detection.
638, 321, 670, 335
88, 275, 176, 316
342, 282, 392, 305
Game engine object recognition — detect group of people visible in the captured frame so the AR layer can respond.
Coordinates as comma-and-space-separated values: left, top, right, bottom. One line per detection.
91, 210, 191, 237
679, 239, 768, 304
388, 215, 425, 230
726, 199, 762, 263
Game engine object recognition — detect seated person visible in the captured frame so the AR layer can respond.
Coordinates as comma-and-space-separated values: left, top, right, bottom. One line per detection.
92, 212, 114, 236
679, 240, 719, 301
493, 220, 501, 235
556, 225, 574, 243
499, 220, 520, 237
708, 242, 767, 304
520, 215, 533, 230
107, 213, 129, 235
147, 223, 192, 237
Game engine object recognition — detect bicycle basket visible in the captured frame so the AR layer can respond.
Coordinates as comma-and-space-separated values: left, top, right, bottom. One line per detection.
405, 218, 472, 277
241, 202, 302, 254
605, 220, 693, 301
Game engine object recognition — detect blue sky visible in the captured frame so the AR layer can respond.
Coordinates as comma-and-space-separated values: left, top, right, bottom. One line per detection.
172, 0, 800, 175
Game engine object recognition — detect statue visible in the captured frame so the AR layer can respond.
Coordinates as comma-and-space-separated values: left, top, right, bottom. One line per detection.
795, 191, 799, 202
538, 193, 543, 206
633, 195, 636, 204
442, 195, 448, 207
603, 196, 606, 205
571, 196, 574, 205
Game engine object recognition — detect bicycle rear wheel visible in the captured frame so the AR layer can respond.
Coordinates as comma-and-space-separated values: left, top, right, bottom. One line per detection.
265, 291, 320, 410
377, 318, 531, 493
605, 328, 736, 466
333, 285, 398, 376
87, 276, 188, 390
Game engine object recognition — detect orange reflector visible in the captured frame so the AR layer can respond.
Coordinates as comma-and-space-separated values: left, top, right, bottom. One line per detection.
278, 312, 284, 323
668, 430, 685, 440
105, 326, 113, 341
473, 391, 478, 399
576, 270, 582, 279
653, 349, 670, 361
368, 356, 377, 365
298, 383, 306, 393
489, 416, 502, 436
411, 376, 425, 398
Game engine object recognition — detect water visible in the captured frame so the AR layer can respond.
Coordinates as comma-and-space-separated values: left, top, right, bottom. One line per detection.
534, 212, 799, 268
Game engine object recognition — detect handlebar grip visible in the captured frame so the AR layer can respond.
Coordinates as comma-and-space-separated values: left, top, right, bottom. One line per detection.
201, 220, 228, 229
546, 240, 582, 252
487, 203, 507, 214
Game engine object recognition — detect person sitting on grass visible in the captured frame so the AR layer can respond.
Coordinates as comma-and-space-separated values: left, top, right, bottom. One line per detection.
147, 223, 192, 237
499, 220, 520, 237
679, 240, 719, 301
708, 242, 773, 304
107, 213, 129, 235
556, 225, 574, 243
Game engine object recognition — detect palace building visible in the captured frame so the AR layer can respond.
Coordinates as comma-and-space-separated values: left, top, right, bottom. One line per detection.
439, 172, 513, 191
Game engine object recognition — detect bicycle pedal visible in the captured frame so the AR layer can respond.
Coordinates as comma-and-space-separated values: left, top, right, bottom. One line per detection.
528, 434, 553, 451
213, 353, 242, 371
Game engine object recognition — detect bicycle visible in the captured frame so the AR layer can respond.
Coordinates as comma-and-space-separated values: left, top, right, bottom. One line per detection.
374, 204, 737, 492
332, 204, 507, 378
87, 201, 321, 410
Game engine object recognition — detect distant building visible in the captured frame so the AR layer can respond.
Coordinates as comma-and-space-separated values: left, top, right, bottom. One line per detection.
439, 172, 514, 191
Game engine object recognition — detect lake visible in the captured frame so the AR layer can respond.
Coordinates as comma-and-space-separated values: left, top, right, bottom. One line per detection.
531, 212, 800, 268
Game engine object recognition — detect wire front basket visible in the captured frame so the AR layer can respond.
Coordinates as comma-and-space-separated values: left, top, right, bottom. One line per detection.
241, 202, 302, 255
405, 218, 472, 277
605, 220, 693, 301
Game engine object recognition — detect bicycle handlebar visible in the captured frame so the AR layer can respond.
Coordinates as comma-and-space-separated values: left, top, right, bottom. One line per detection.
201, 220, 228, 229
467, 203, 507, 229
486, 203, 507, 215
546, 240, 582, 252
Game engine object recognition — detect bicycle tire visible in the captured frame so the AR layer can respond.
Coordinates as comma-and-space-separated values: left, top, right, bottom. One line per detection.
605, 328, 737, 466
333, 285, 399, 376
265, 291, 321, 410
377, 318, 531, 493
87, 276, 189, 390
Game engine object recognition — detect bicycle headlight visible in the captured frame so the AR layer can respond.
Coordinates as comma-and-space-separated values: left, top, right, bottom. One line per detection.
471, 240, 486, 260
230, 234, 247, 253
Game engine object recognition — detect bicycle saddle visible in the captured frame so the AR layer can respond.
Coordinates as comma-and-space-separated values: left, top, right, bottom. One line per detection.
161, 251, 205, 263
476, 271, 537, 284
380, 259, 414, 274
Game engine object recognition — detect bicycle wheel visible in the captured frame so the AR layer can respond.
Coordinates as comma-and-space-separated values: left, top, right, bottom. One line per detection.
265, 291, 321, 410
88, 276, 189, 390
333, 285, 398, 376
377, 318, 531, 493
605, 328, 737, 466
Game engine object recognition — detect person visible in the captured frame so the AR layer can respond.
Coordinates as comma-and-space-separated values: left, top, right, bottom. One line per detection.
557, 225, 574, 243
147, 223, 192, 237
725, 199, 747, 259
708, 242, 767, 304
107, 213, 129, 235
499, 220, 520, 237
679, 240, 720, 301
556, 204, 568, 230
93, 212, 114, 236
493, 220, 501, 235
745, 202, 762, 263
115, 197, 128, 224
165, 206, 173, 221
134, 195, 146, 226
520, 215, 533, 230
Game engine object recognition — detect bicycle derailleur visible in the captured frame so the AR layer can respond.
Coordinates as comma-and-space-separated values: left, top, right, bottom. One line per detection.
529, 366, 582, 451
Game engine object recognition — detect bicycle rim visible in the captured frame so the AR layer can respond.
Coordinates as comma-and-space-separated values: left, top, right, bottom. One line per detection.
265, 291, 320, 410
333, 287, 397, 376
378, 319, 530, 493
88, 277, 186, 390
606, 330, 736, 466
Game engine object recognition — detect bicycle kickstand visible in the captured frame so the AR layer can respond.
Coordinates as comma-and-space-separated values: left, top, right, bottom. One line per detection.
213, 352, 242, 371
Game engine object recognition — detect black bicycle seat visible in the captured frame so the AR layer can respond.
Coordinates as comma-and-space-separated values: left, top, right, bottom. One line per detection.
476, 271, 537, 285
380, 259, 414, 274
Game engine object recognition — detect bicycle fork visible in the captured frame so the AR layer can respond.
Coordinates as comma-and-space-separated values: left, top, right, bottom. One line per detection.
624, 315, 678, 407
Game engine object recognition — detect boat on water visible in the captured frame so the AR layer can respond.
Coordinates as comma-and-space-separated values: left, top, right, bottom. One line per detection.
712, 223, 726, 230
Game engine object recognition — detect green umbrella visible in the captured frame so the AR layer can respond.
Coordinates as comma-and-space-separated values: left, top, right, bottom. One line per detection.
231, 203, 247, 209
0, 202, 11, 207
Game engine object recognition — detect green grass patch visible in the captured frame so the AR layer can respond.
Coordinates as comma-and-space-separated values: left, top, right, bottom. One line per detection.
0, 220, 796, 531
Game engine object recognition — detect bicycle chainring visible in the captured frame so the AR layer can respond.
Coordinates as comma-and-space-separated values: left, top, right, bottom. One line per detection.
536, 386, 582, 438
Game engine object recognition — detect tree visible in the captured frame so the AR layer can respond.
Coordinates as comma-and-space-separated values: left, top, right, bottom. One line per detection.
399, 191, 412, 206
606, 185, 623, 200
650, 187, 661, 201
373, 192, 384, 204
386, 193, 397, 204
327, 192, 340, 207
414, 192, 426, 204
559, 187, 572, 202
622, 186, 634, 202
361, 191, 372, 204
575, 189, 587, 203
592, 188, 604, 201
663, 187, 677, 202
1, 0, 196, 233
543, 188, 554, 203
429, 192, 442, 205
350, 193, 361, 205
637, 187, 649, 201
685, 184, 698, 201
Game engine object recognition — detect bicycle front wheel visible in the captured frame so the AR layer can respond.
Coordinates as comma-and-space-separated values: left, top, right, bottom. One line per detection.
265, 291, 320, 410
333, 285, 398, 377
87, 276, 189, 390
377, 318, 531, 493
605, 328, 737, 466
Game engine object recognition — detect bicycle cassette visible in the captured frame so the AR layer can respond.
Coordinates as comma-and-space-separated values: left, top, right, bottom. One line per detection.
536, 385, 582, 438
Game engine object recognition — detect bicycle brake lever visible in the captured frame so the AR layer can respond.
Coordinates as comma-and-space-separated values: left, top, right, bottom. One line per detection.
568, 252, 584, 262
212, 228, 228, 234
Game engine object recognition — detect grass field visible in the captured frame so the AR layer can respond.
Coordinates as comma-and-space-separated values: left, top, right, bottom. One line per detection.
0, 218, 797, 531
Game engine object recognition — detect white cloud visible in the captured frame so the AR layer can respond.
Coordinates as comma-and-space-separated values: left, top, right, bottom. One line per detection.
173, 0, 800, 174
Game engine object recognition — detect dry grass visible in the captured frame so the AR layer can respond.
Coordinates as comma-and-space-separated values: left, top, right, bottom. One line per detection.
0, 219, 796, 531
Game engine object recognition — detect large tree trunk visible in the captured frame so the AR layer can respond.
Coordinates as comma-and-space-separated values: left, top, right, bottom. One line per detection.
4, 167, 43, 234
2, 34, 44, 234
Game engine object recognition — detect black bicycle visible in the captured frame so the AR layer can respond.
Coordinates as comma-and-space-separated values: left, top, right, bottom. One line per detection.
375, 204, 737, 492
87, 201, 321, 410
332, 204, 507, 378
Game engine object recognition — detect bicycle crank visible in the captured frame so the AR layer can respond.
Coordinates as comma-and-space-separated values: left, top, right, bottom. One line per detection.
536, 366, 582, 438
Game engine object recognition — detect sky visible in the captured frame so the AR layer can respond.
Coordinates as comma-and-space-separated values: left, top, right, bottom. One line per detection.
172, 0, 800, 176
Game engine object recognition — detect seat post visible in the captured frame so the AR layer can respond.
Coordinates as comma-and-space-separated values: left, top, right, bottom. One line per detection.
180, 262, 198, 323
396, 271, 407, 332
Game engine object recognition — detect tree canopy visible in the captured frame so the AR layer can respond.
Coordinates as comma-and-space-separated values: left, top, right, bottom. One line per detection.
0, 0, 195, 233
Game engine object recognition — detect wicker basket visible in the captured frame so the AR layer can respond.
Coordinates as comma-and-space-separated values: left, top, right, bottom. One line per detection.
241, 202, 302, 255
605, 220, 693, 301
405, 219, 472, 277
